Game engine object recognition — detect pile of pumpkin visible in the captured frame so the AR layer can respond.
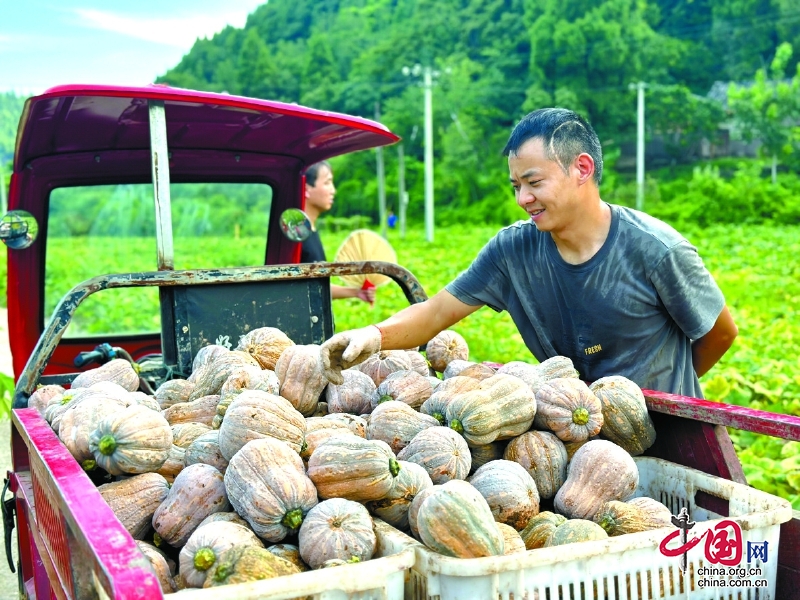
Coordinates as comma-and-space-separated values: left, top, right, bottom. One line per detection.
27, 326, 675, 594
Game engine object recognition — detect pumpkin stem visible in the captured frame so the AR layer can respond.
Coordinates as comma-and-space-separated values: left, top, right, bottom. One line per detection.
213, 562, 232, 583
432, 412, 446, 425
389, 457, 401, 477
449, 419, 464, 434
81, 459, 97, 472
97, 434, 118, 456
378, 395, 394, 404
596, 514, 615, 534
153, 532, 163, 548
281, 508, 304, 531
572, 408, 590, 426
347, 556, 360, 563
194, 547, 217, 571
300, 440, 308, 454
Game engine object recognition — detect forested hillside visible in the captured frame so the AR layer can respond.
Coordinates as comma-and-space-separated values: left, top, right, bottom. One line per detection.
155, 0, 800, 224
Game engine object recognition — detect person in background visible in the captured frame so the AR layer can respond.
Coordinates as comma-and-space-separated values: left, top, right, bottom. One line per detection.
301, 161, 375, 304
387, 209, 398, 229
319, 108, 738, 396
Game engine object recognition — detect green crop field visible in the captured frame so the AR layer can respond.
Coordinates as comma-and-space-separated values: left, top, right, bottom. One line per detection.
1, 223, 798, 506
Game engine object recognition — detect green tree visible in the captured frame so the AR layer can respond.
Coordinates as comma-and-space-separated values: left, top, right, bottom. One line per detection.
728, 42, 800, 183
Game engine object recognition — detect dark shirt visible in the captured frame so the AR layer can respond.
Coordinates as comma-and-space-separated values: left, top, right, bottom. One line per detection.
446, 204, 725, 397
300, 229, 326, 263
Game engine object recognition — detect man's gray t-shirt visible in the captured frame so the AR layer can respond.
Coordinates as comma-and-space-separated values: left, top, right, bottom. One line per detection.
445, 204, 725, 397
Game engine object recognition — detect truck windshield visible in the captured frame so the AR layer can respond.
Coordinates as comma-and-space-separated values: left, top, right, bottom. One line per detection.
46, 183, 273, 337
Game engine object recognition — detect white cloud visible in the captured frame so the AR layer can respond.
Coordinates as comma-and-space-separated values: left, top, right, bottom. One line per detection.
72, 6, 259, 49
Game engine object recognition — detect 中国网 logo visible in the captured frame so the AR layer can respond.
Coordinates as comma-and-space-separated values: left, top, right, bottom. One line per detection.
658, 507, 769, 589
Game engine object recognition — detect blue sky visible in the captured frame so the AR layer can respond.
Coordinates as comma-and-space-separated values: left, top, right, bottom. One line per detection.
0, 0, 266, 95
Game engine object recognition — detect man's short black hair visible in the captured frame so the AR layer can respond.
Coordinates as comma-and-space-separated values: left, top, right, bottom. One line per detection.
305, 160, 332, 187
503, 108, 603, 186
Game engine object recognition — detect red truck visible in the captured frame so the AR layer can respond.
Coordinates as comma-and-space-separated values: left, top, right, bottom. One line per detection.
1, 83, 799, 599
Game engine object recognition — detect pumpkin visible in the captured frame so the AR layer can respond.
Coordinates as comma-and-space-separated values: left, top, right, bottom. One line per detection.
190, 345, 230, 382
519, 511, 567, 549
179, 520, 264, 588
267, 544, 309, 572
152, 463, 230, 547
136, 541, 176, 593
59, 394, 127, 463
534, 355, 580, 381
405, 350, 433, 377
415, 479, 504, 558
446, 374, 536, 446
235, 326, 295, 370
426, 330, 469, 373
323, 413, 368, 438
503, 431, 568, 500
627, 496, 673, 524
171, 422, 213, 448
27, 384, 66, 415
71, 358, 140, 392
534, 378, 603, 442
214, 366, 281, 427
217, 390, 306, 460
419, 376, 481, 425
162, 394, 220, 427
298, 498, 377, 569
88, 404, 173, 475
546, 519, 608, 546
496, 361, 545, 395
98, 472, 170, 539
456, 363, 497, 381
397, 426, 471, 484
300, 427, 356, 462
496, 523, 526, 555
367, 460, 433, 530
203, 546, 300, 588
371, 370, 433, 410
154, 379, 194, 409
589, 375, 657, 455
325, 369, 376, 415
189, 350, 260, 400
554, 439, 639, 520
184, 430, 229, 473
469, 441, 508, 474
155, 444, 185, 483
307, 436, 400, 502
274, 344, 328, 416
468, 460, 540, 530
408, 485, 438, 540
366, 400, 440, 454
225, 437, 318, 542
593, 500, 673, 536
358, 350, 412, 386
197, 511, 249, 529
442, 359, 476, 379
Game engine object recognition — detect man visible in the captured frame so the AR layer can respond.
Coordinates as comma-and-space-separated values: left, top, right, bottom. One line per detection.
320, 108, 738, 397
301, 161, 375, 304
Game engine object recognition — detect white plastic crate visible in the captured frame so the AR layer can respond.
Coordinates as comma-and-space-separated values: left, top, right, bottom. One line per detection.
161, 520, 414, 600
380, 457, 793, 600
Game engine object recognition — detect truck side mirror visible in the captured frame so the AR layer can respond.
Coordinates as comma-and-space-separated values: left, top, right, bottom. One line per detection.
0, 210, 39, 250
279, 208, 312, 242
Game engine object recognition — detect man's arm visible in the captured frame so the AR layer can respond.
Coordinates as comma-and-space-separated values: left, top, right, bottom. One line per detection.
376, 289, 482, 350
691, 305, 738, 377
320, 289, 481, 383
330, 284, 374, 303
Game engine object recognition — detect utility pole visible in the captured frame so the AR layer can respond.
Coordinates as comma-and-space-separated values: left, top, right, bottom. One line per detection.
397, 144, 407, 239
630, 81, 647, 212
423, 66, 434, 242
375, 101, 387, 238
0, 163, 6, 214
403, 64, 442, 243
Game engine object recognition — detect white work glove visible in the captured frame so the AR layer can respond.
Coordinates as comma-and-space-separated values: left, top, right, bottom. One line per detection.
320, 325, 383, 385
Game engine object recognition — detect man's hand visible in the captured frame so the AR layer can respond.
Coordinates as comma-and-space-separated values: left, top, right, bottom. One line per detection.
320, 325, 382, 384
356, 286, 376, 304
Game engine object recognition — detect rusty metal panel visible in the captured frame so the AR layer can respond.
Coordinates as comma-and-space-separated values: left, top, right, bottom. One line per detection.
171, 279, 333, 374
